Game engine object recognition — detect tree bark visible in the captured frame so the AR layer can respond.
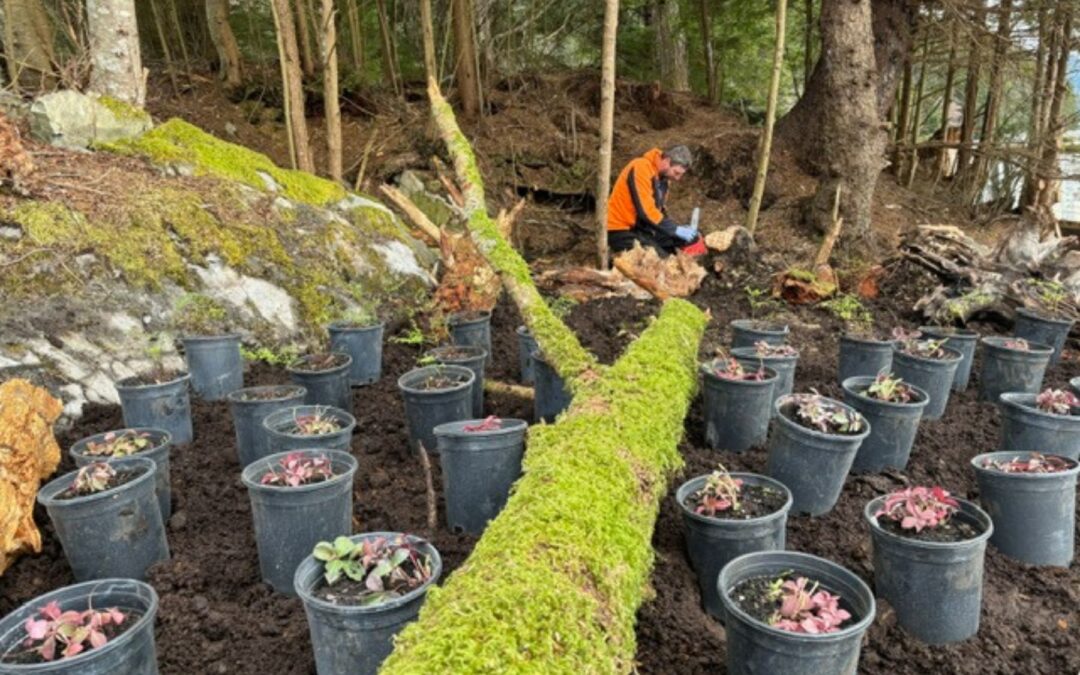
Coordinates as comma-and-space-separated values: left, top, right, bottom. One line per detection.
376, 0, 402, 95
1033, 6, 1072, 211
870, 0, 916, 118
270, 0, 314, 173
149, 0, 179, 95
699, 0, 717, 103
293, 0, 317, 78
206, 0, 243, 87
956, 6, 984, 183
904, 30, 928, 187
803, 0, 814, 89
937, 20, 957, 177
318, 0, 342, 181
893, 55, 912, 150
596, 0, 619, 268
656, 0, 690, 91
2, 0, 56, 90
87, 0, 146, 106
968, 0, 1013, 205
419, 0, 438, 84
746, 0, 787, 233
452, 0, 481, 117
345, 0, 363, 73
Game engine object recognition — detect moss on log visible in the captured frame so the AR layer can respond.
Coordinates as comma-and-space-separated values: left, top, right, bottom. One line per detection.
381, 299, 706, 673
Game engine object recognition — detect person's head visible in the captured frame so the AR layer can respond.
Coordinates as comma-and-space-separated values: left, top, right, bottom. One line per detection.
659, 145, 693, 181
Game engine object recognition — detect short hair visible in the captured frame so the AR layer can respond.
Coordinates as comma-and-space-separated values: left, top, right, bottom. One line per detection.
662, 144, 693, 169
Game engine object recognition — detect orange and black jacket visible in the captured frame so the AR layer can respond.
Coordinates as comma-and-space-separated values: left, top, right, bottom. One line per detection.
606, 147, 678, 236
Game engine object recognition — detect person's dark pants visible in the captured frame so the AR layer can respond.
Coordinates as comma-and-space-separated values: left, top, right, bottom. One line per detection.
608, 227, 683, 258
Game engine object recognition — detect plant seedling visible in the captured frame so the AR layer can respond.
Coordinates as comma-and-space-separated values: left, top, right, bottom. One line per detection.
1027, 279, 1069, 317
864, 372, 915, 403
709, 354, 766, 382
890, 327, 922, 342
21, 601, 126, 661
896, 334, 949, 359
261, 452, 334, 487
84, 430, 153, 458
1003, 337, 1030, 351
690, 464, 743, 516
290, 410, 343, 435
463, 416, 502, 432
984, 452, 1070, 474
753, 341, 798, 357
70, 463, 117, 496
765, 575, 851, 634
874, 486, 959, 532
312, 535, 432, 606
338, 306, 377, 327
1034, 388, 1079, 415
789, 392, 862, 434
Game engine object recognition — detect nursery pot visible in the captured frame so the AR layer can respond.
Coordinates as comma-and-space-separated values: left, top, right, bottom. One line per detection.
997, 392, 1080, 460
328, 322, 385, 386
288, 353, 353, 412
978, 336, 1053, 402
837, 335, 894, 386
397, 365, 475, 454
676, 473, 792, 619
294, 532, 442, 675
70, 428, 173, 518
731, 347, 799, 416
428, 345, 487, 418
1071, 376, 1080, 398
890, 345, 962, 421
841, 377, 929, 473
918, 326, 979, 392
972, 452, 1079, 567
241, 449, 358, 595
115, 373, 193, 446
37, 456, 169, 582
263, 406, 357, 455
180, 334, 243, 401
516, 325, 539, 384
227, 385, 308, 467
0, 579, 159, 674
434, 418, 528, 535
531, 351, 573, 423
731, 319, 789, 349
1013, 307, 1075, 365
865, 496, 993, 644
766, 397, 870, 516
448, 310, 493, 366
701, 365, 778, 453
717, 551, 875, 675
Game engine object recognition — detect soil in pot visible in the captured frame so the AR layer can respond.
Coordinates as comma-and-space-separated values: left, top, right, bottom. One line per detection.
55, 467, 145, 500
729, 572, 855, 630
292, 353, 350, 372
415, 372, 471, 390
1, 612, 141, 665
124, 368, 183, 387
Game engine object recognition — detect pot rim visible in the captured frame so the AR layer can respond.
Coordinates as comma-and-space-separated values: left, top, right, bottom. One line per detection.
891, 344, 963, 365
730, 318, 789, 334
841, 376, 930, 408
179, 333, 242, 342
226, 385, 307, 405
917, 325, 979, 339
998, 392, 1080, 424
397, 365, 475, 394
970, 451, 1080, 479
676, 472, 792, 527
38, 456, 158, 507
863, 495, 994, 549
240, 448, 358, 494
262, 405, 357, 439
980, 335, 1054, 354
1015, 306, 1075, 326
700, 363, 779, 386
840, 333, 894, 346
286, 352, 353, 375
774, 395, 871, 442
434, 418, 529, 439
448, 310, 492, 326
426, 345, 488, 362
327, 320, 384, 332
730, 346, 800, 362
69, 427, 171, 460
115, 371, 191, 391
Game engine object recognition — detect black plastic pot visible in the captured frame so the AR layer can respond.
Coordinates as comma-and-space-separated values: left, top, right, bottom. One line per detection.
328, 322, 385, 386
37, 456, 169, 582
676, 474, 792, 619
434, 418, 527, 535
70, 428, 172, 518
448, 310, 493, 366
841, 377, 929, 473
397, 365, 474, 454
263, 406, 357, 455
731, 348, 798, 417
428, 345, 487, 418
837, 335, 893, 386
1013, 307, 1075, 365
115, 373, 193, 446
717, 551, 875, 675
730, 319, 789, 349
997, 392, 1080, 460
890, 346, 962, 421
918, 326, 978, 392
0, 579, 159, 674
978, 336, 1053, 402
241, 449, 358, 595
227, 385, 307, 467
180, 334, 243, 401
766, 397, 869, 516
288, 354, 353, 412
865, 496, 993, 644
972, 451, 1079, 567
701, 365, 778, 452
293, 532, 442, 675
531, 351, 573, 423
516, 325, 539, 384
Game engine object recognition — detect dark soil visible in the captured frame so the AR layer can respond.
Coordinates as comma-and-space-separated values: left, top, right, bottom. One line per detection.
292, 353, 349, 372
1, 612, 141, 664
124, 370, 184, 387
55, 467, 145, 500
414, 373, 471, 391
427, 345, 482, 361
876, 513, 982, 543
730, 574, 858, 630
685, 484, 787, 520
310, 553, 430, 606
235, 385, 305, 401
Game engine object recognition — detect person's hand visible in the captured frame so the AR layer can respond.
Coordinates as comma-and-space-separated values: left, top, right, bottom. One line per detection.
674, 225, 696, 242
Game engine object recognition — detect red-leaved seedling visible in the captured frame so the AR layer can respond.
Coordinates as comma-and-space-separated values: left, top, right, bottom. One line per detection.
865, 372, 915, 403
312, 535, 432, 606
84, 430, 153, 458
1034, 388, 1079, 415
710, 354, 766, 382
463, 416, 502, 432
875, 486, 959, 532
789, 392, 862, 434
70, 463, 116, 496
1003, 337, 1030, 351
985, 452, 1070, 474
767, 576, 851, 634
753, 341, 798, 357
261, 453, 334, 487
22, 601, 126, 661
891, 327, 922, 342
691, 464, 743, 516
290, 411, 343, 435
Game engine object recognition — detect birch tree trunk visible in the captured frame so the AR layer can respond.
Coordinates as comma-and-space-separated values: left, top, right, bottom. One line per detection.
596, 0, 619, 268
746, 0, 787, 233
452, 0, 481, 117
270, 0, 314, 173
2, 0, 55, 90
87, 0, 146, 106
206, 0, 243, 87
319, 0, 342, 181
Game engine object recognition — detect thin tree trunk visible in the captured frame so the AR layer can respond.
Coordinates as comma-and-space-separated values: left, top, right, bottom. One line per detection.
1034, 7, 1072, 211
345, 0, 363, 73
452, 0, 481, 117
803, 0, 813, 89
905, 30, 928, 187
969, 0, 1013, 206
319, 0, 342, 181
956, 6, 984, 183
746, 0, 787, 233
2, 0, 56, 90
376, 0, 402, 95
420, 0, 438, 83
166, 0, 191, 77
149, 0, 179, 95
293, 0, 316, 77
206, 0, 243, 87
894, 56, 913, 151
698, 0, 717, 103
656, 0, 690, 91
937, 21, 957, 176
871, 0, 916, 117
87, 0, 146, 106
270, 0, 314, 173
596, 0, 619, 268
1022, 1, 1052, 207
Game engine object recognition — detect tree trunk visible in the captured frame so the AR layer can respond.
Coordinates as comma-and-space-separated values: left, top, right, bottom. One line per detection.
87, 0, 146, 106
803, 0, 814, 89
1022, 1, 1054, 208
166, 0, 191, 77
656, 0, 690, 92
746, 0, 787, 233
969, 0, 1013, 206
893, 55, 912, 151
344, 0, 363, 74
376, 0, 402, 95
1034, 6, 1072, 212
206, 0, 243, 87
419, 0, 438, 83
698, 0, 717, 103
2, 0, 55, 90
871, 0, 916, 118
149, 0, 179, 95
596, 0, 619, 268
905, 30, 928, 187
937, 21, 957, 177
270, 0, 314, 173
293, 0, 316, 77
452, 0, 481, 117
956, 6, 984, 183
319, 0, 342, 181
